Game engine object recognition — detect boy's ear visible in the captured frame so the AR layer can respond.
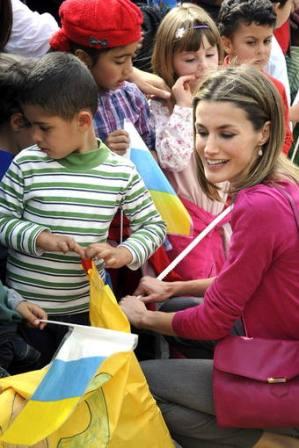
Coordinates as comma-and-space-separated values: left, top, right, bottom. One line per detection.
77, 111, 93, 130
221, 36, 234, 55
74, 49, 93, 69
10, 112, 27, 131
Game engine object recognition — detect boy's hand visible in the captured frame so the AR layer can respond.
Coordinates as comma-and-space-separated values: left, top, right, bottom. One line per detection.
36, 231, 85, 257
105, 130, 130, 155
16, 301, 47, 329
85, 243, 133, 268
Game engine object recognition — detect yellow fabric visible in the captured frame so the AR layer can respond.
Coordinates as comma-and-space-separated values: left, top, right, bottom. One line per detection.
88, 263, 174, 447
0, 262, 173, 447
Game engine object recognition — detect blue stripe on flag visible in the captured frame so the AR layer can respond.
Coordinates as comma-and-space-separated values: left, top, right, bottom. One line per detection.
130, 148, 175, 194
32, 356, 105, 401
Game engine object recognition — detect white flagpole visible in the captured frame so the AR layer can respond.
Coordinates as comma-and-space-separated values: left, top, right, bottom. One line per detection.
157, 204, 234, 281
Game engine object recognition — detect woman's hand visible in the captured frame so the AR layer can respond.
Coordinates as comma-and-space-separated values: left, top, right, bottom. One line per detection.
134, 276, 173, 303
120, 295, 148, 328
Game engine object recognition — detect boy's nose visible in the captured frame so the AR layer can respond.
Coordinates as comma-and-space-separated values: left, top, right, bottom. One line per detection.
31, 128, 42, 145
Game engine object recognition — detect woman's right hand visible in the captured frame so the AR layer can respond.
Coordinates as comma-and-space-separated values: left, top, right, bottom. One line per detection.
134, 276, 172, 303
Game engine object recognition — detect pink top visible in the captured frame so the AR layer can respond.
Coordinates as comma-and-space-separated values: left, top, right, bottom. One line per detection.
172, 183, 299, 340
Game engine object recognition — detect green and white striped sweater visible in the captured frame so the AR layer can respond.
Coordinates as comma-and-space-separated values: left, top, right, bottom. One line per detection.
0, 142, 166, 315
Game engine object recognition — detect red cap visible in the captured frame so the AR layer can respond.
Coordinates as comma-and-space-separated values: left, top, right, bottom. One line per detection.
50, 0, 143, 52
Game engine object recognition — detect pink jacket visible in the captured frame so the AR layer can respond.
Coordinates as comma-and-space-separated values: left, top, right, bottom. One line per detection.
173, 183, 299, 340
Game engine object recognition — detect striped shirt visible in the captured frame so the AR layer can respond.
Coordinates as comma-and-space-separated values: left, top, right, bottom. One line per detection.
94, 81, 155, 150
0, 142, 166, 315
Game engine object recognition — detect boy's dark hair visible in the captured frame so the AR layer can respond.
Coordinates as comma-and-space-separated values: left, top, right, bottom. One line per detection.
268, 0, 289, 7
21, 52, 98, 119
0, 53, 35, 127
218, 0, 277, 37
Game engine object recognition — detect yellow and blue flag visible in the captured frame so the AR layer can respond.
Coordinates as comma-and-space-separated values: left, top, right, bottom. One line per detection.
124, 119, 192, 236
0, 260, 174, 447
0, 325, 137, 446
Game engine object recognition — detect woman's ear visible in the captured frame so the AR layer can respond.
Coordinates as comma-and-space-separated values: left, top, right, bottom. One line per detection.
259, 121, 271, 146
74, 49, 93, 69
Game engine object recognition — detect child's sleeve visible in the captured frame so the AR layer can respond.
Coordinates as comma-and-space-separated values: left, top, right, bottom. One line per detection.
119, 168, 166, 270
6, 288, 24, 310
130, 86, 155, 150
0, 161, 49, 256
151, 101, 193, 172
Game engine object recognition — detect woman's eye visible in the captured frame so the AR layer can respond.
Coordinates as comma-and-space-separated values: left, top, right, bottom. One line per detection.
221, 133, 235, 139
196, 130, 208, 137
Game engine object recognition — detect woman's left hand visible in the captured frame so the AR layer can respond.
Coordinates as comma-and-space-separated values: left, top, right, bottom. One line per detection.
120, 295, 148, 328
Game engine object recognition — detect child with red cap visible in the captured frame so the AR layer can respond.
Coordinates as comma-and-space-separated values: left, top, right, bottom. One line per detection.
50, 0, 154, 156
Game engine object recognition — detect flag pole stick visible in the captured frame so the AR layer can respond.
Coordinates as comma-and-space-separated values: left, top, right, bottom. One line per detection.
157, 204, 234, 281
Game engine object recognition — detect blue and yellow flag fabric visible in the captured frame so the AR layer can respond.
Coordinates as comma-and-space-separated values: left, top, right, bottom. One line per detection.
0, 261, 174, 447
124, 119, 192, 236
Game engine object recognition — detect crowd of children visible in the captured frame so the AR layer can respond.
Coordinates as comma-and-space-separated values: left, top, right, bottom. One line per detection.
0, 0, 299, 446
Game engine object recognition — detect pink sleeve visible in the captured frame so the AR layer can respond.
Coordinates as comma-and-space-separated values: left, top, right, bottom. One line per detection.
151, 102, 194, 172
172, 188, 283, 339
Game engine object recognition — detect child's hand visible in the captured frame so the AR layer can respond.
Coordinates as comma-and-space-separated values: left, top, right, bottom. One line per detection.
85, 243, 133, 268
36, 231, 85, 257
16, 301, 48, 329
172, 75, 195, 108
105, 130, 130, 156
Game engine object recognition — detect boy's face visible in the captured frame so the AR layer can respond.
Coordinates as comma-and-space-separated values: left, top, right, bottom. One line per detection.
222, 22, 273, 70
23, 105, 92, 159
89, 42, 139, 91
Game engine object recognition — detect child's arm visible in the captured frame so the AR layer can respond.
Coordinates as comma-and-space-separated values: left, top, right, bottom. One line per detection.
117, 169, 166, 269
16, 301, 47, 329
0, 162, 85, 257
85, 243, 133, 269
129, 67, 171, 100
151, 77, 194, 172
6, 287, 47, 329
36, 231, 85, 258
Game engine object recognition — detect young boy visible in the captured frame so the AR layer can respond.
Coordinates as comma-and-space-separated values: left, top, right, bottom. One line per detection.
0, 52, 166, 366
218, 0, 293, 155
49, 0, 155, 156
0, 279, 47, 377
